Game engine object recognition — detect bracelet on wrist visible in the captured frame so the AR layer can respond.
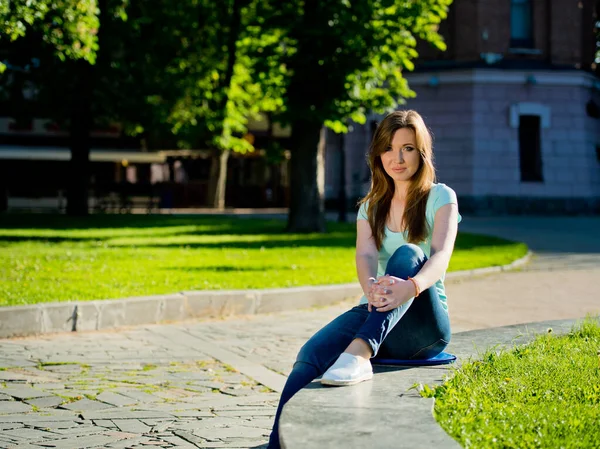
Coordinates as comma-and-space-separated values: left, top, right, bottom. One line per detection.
407, 276, 420, 297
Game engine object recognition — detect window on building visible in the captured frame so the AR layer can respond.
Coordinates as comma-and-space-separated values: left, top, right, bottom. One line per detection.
510, 0, 533, 48
519, 115, 543, 182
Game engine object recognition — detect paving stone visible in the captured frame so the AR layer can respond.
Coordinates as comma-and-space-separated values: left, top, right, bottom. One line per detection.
245, 418, 276, 429
149, 432, 174, 438
0, 393, 14, 401
2, 427, 58, 440
170, 410, 215, 418
195, 381, 227, 390
0, 386, 53, 399
159, 436, 200, 449
138, 419, 164, 427
104, 430, 141, 439
215, 409, 276, 418
31, 420, 82, 430
190, 440, 267, 448
0, 401, 33, 413
49, 390, 85, 400
18, 367, 63, 380
44, 433, 132, 449
33, 382, 66, 390
192, 426, 268, 440
169, 372, 213, 381
93, 419, 119, 428
219, 387, 254, 397
112, 389, 164, 403
60, 398, 115, 412
178, 385, 211, 394
0, 434, 20, 448
3, 437, 37, 447
0, 359, 38, 369
171, 417, 237, 431
112, 419, 151, 434
0, 411, 77, 422
82, 410, 174, 421
221, 375, 248, 384
40, 365, 84, 374
10, 442, 59, 449
172, 429, 207, 445
96, 392, 138, 407
25, 395, 65, 408
0, 371, 45, 383
50, 425, 110, 436
138, 439, 165, 446
146, 420, 175, 433
105, 437, 148, 448
0, 423, 24, 431
0, 434, 21, 444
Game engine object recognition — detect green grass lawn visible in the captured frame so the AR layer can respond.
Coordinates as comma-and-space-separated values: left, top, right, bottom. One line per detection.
0, 214, 528, 306
423, 318, 600, 448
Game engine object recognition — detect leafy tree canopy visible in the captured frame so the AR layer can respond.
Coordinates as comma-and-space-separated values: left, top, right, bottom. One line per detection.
0, 0, 103, 72
250, 0, 452, 133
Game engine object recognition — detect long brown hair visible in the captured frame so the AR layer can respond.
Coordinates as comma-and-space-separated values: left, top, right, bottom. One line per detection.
359, 110, 436, 250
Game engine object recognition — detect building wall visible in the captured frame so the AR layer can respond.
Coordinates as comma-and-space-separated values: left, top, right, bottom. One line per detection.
324, 123, 371, 205
585, 89, 600, 196
406, 84, 476, 196
329, 69, 600, 213
548, 0, 584, 65
407, 71, 599, 203
327, 0, 600, 213
471, 82, 593, 198
417, 0, 595, 69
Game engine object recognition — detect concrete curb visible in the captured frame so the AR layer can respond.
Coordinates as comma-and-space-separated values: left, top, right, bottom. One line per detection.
279, 317, 589, 449
445, 250, 532, 279
0, 252, 532, 339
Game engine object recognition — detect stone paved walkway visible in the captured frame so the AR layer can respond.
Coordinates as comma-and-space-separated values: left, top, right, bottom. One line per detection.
1, 216, 599, 448
0, 305, 354, 448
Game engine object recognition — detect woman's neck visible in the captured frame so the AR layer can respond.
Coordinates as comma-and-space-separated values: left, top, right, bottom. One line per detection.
393, 182, 409, 203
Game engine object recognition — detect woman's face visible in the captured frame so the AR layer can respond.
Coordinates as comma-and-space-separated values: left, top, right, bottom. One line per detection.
379, 127, 421, 183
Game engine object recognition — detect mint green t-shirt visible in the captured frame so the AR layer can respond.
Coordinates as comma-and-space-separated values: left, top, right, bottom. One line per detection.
357, 183, 461, 311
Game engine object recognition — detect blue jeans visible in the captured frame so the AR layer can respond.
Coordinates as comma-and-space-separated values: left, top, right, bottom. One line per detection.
267, 244, 451, 449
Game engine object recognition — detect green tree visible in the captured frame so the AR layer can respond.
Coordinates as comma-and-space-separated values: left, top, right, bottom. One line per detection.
0, 0, 125, 215
2, 0, 281, 212
161, 0, 285, 209
0, 0, 99, 73
73, 0, 284, 210
252, 0, 452, 232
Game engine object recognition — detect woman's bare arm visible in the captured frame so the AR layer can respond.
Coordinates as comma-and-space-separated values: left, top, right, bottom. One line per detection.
409, 203, 459, 293
355, 219, 379, 297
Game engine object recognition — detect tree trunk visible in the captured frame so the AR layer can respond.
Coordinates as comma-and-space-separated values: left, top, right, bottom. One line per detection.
214, 149, 230, 209
67, 0, 108, 216
203, 0, 241, 210
287, 120, 326, 233
338, 132, 347, 222
66, 60, 93, 216
206, 150, 219, 206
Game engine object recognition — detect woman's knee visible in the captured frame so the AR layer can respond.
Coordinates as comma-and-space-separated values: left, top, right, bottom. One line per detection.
385, 244, 426, 278
295, 340, 329, 372
295, 342, 314, 366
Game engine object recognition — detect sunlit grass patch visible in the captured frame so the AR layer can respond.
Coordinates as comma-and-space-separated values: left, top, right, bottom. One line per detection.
0, 214, 528, 306
421, 318, 600, 449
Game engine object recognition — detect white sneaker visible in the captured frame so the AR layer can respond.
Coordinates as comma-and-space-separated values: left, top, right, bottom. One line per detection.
321, 353, 373, 386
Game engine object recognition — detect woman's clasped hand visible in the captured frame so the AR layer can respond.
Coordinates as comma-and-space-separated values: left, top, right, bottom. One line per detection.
367, 275, 417, 312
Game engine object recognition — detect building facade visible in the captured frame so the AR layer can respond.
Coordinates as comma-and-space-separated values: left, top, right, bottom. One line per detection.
0, 118, 291, 212
328, 0, 600, 214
